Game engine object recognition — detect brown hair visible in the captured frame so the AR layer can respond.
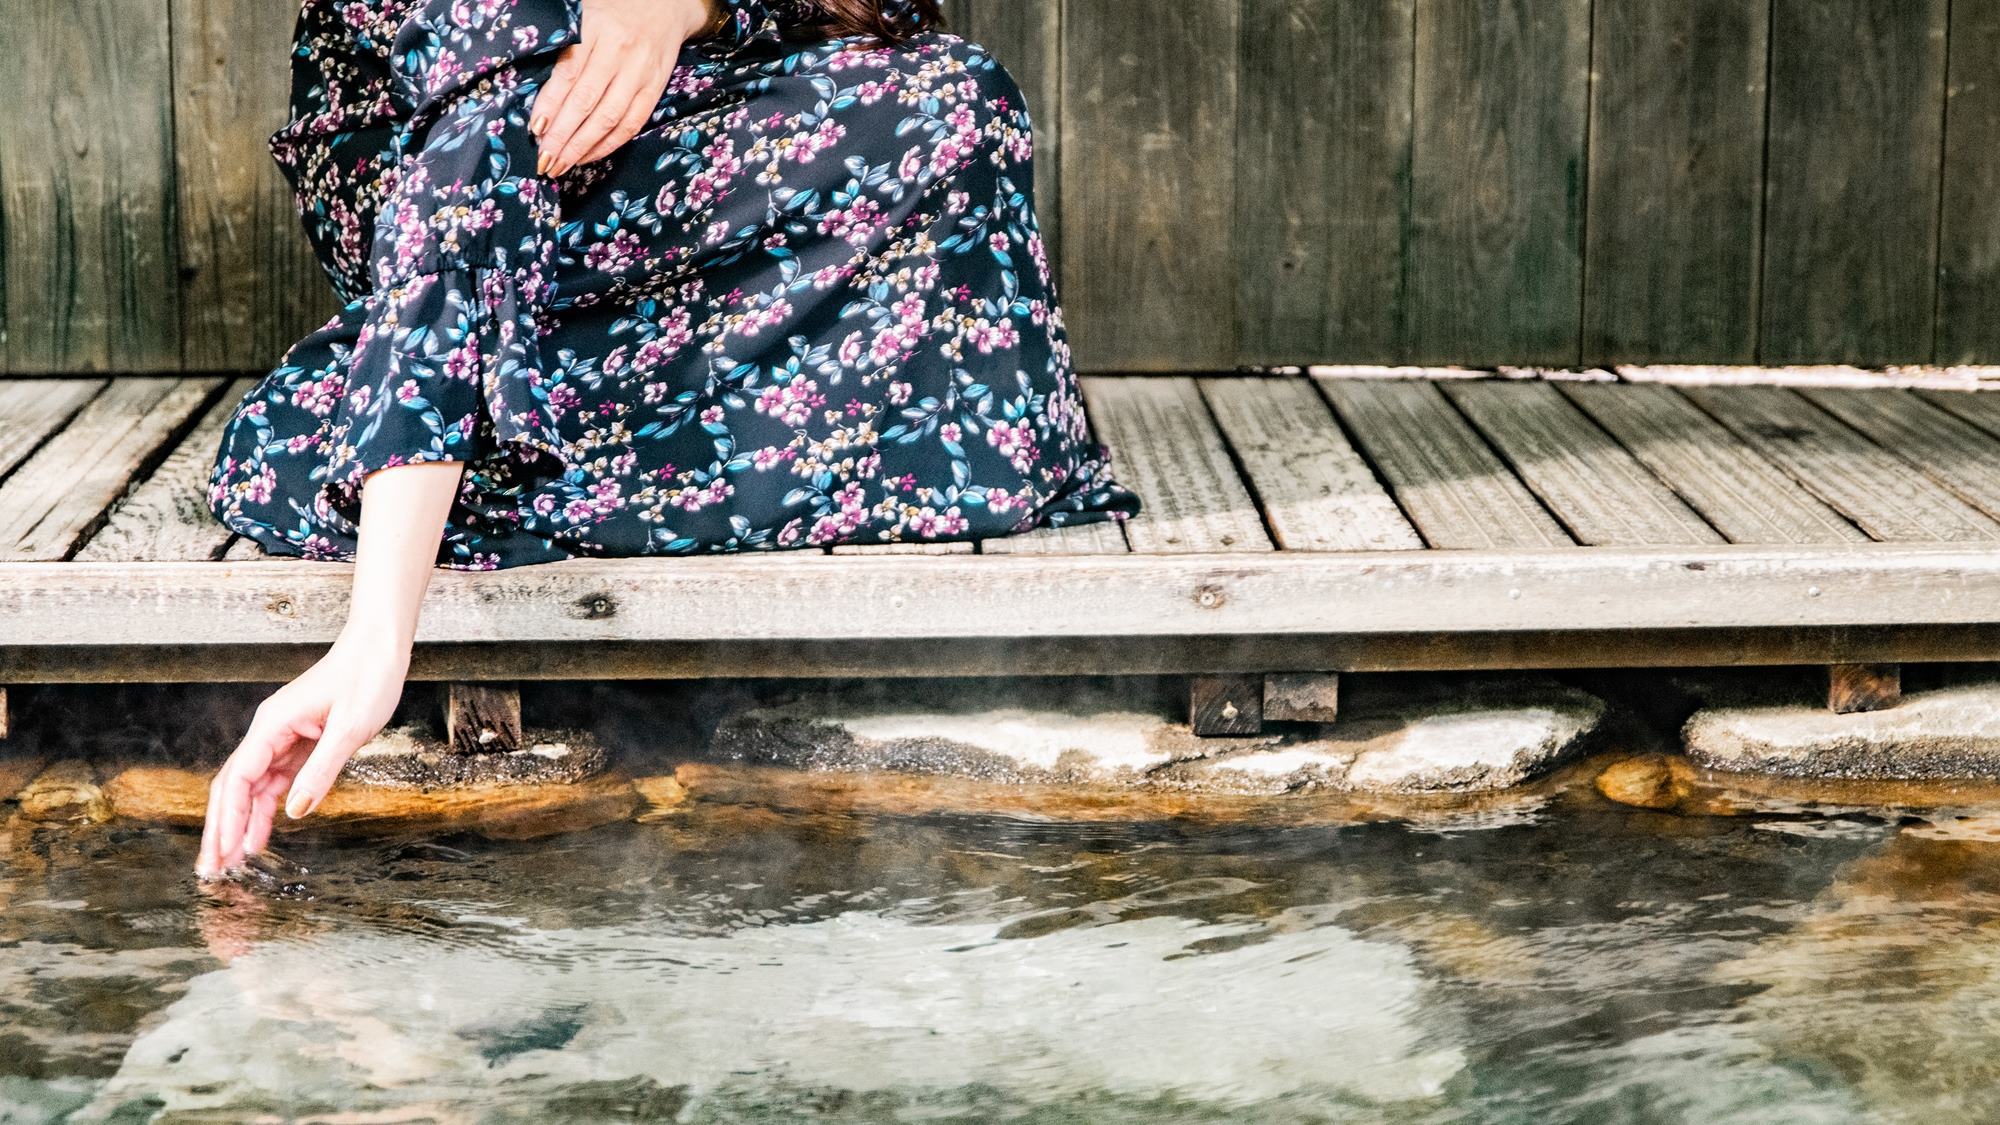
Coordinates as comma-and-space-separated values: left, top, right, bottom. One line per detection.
804, 0, 944, 44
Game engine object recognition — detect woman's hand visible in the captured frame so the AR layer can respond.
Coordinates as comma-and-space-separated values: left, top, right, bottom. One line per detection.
195, 629, 410, 878
197, 460, 466, 879
533, 0, 716, 177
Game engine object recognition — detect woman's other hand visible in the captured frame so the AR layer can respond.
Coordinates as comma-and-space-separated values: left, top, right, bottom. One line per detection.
533, 0, 716, 177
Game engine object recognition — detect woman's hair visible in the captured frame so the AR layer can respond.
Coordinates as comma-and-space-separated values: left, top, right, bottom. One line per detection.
805, 0, 944, 44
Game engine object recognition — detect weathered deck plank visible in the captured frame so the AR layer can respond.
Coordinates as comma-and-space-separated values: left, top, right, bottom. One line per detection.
1444, 381, 1720, 545
1562, 383, 1866, 544
0, 377, 223, 561
9, 545, 2000, 647
76, 377, 250, 562
1315, 377, 1572, 548
1802, 389, 2000, 526
1684, 386, 2000, 542
829, 541, 976, 555
1200, 375, 1421, 550
0, 378, 106, 483
1079, 376, 1273, 553
979, 517, 1129, 555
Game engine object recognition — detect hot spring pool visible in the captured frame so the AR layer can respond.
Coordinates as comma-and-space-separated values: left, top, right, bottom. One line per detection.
2, 788, 1992, 1122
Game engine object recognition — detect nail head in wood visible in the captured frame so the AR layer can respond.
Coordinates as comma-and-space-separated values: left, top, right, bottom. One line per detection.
441, 682, 523, 755
1190, 673, 1264, 737
1828, 663, 1900, 714
1263, 672, 1339, 723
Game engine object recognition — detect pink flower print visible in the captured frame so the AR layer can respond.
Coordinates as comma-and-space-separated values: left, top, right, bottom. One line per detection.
548, 383, 581, 416
512, 25, 540, 50
817, 197, 885, 245
396, 379, 423, 403
989, 232, 1010, 253
938, 421, 962, 443
442, 344, 480, 382
700, 405, 725, 425
892, 292, 926, 324
833, 481, 867, 512
966, 318, 1020, 354
533, 493, 559, 516
839, 331, 865, 365
752, 446, 786, 470
584, 229, 642, 272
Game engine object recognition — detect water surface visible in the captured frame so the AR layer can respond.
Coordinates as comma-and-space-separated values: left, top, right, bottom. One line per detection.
2, 787, 1990, 1123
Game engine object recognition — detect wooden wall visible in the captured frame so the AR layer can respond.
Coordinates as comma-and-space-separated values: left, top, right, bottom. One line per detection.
5, 0, 1995, 375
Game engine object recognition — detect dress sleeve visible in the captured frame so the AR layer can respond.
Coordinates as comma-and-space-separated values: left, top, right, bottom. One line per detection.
314, 0, 580, 514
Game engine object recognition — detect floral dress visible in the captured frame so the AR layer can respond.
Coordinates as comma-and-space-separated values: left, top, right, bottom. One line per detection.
206, 0, 1139, 568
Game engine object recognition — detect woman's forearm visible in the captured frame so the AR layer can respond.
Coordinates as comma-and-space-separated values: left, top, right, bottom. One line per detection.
341, 461, 467, 654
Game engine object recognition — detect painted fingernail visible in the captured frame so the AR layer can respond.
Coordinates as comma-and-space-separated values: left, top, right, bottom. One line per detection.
537, 152, 550, 175
530, 114, 546, 134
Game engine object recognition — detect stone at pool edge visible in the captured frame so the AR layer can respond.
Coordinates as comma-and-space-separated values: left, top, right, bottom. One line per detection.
708, 675, 1609, 795
99, 766, 662, 840
1683, 680, 2000, 780
341, 723, 607, 788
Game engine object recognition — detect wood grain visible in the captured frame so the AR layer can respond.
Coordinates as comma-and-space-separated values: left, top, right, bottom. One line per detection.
1407, 0, 1591, 364
15, 545, 2000, 647
1759, 0, 1948, 363
1061, 0, 1238, 369
1583, 0, 1769, 362
1444, 381, 1720, 545
1079, 376, 1272, 553
1562, 383, 1868, 544
76, 378, 252, 562
1234, 0, 1413, 363
1200, 375, 1422, 551
1937, 0, 2000, 363
1316, 377, 1572, 548
172, 0, 338, 369
0, 380, 107, 483
1684, 385, 2000, 542
0, 378, 223, 561
1805, 388, 2000, 524
1, 0, 181, 372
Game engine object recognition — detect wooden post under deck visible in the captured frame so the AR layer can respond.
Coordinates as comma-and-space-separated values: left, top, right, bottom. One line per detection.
1828, 663, 1901, 714
1190, 674, 1265, 737
441, 682, 523, 754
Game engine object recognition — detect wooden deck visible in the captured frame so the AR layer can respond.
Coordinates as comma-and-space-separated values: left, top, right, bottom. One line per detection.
9, 372, 2000, 696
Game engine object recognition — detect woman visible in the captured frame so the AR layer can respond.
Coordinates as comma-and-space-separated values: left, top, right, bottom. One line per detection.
195, 0, 1138, 877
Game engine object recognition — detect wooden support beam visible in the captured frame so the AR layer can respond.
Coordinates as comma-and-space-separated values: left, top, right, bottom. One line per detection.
1828, 663, 1901, 714
440, 682, 522, 755
1264, 672, 1339, 723
1190, 673, 1264, 737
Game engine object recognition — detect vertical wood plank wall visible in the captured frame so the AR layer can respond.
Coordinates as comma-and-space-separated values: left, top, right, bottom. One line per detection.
5, 0, 1995, 374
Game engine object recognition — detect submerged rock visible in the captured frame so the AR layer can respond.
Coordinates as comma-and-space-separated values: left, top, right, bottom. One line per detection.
1684, 680, 2000, 780
17, 760, 110, 824
707, 674, 1607, 795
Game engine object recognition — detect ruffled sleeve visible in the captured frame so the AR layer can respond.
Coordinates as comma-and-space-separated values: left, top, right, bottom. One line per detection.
312, 0, 580, 517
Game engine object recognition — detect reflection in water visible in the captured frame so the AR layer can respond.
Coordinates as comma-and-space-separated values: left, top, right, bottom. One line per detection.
0, 790, 1988, 1122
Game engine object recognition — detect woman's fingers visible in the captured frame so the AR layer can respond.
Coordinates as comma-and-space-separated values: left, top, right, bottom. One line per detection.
535, 41, 621, 175
550, 57, 666, 174
574, 76, 666, 168
531, 41, 593, 138
196, 714, 299, 878
284, 717, 372, 821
